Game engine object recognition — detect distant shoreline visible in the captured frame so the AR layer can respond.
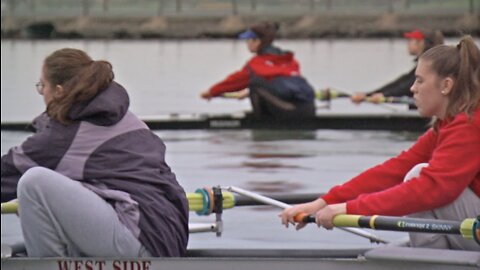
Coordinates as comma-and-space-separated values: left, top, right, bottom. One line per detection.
1, 13, 478, 40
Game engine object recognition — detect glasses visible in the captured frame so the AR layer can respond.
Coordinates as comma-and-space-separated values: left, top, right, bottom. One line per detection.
35, 82, 44, 95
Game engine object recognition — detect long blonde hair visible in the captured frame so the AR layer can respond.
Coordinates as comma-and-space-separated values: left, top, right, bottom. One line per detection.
44, 48, 114, 124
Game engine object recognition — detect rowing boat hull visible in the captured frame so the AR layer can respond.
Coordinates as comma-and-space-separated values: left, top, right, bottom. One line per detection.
2, 247, 479, 270
1, 112, 430, 132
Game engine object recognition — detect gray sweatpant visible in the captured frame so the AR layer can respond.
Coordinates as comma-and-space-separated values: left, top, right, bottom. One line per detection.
405, 163, 480, 251
17, 167, 150, 257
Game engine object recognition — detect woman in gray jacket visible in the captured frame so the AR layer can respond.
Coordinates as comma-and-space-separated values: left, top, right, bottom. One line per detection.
1, 48, 189, 257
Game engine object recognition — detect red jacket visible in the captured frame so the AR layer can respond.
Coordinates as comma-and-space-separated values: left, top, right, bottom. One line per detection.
322, 106, 480, 216
208, 51, 301, 97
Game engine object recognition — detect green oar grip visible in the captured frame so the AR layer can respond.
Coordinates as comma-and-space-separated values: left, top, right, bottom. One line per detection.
460, 218, 475, 239
333, 214, 362, 227
1, 201, 18, 214
2, 190, 236, 216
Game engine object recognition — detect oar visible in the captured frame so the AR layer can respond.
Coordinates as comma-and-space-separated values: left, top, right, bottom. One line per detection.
0, 201, 222, 236
1, 242, 26, 258
188, 188, 321, 215
225, 186, 480, 245
316, 88, 415, 105
315, 88, 350, 101
221, 88, 415, 106
1, 200, 18, 214
225, 186, 388, 244
299, 214, 480, 244
1, 190, 322, 215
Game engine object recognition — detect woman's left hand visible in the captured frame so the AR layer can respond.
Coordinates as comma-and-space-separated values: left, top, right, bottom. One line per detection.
200, 90, 212, 100
315, 203, 346, 230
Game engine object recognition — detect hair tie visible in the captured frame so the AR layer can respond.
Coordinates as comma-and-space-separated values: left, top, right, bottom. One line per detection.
456, 43, 462, 50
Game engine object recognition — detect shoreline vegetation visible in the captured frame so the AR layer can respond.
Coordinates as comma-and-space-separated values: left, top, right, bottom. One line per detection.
1, 13, 479, 40
1, 0, 478, 40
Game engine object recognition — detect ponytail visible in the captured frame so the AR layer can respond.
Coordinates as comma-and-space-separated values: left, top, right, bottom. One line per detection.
44, 48, 114, 125
453, 36, 480, 115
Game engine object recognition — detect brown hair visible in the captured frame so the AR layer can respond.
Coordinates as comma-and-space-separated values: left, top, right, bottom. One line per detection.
44, 48, 114, 124
420, 35, 480, 127
251, 21, 279, 48
422, 30, 444, 52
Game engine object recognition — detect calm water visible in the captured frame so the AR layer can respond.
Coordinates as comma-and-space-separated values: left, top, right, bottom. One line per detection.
1, 129, 416, 249
1, 39, 438, 250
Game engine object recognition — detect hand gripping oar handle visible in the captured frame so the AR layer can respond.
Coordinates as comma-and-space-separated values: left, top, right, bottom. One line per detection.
225, 186, 388, 244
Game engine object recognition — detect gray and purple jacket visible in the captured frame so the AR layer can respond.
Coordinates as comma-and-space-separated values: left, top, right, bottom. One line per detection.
1, 82, 189, 257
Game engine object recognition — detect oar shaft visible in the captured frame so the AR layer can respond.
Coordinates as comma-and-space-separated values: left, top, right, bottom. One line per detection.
300, 214, 477, 240
372, 96, 415, 105
234, 193, 322, 206
335, 215, 475, 239
317, 88, 415, 105
315, 89, 350, 101
1, 192, 322, 215
225, 186, 388, 244
228, 186, 291, 209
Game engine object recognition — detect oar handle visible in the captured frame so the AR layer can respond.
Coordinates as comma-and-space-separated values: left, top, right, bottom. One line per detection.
365, 96, 415, 105
293, 213, 315, 223
1, 201, 18, 214
226, 186, 387, 244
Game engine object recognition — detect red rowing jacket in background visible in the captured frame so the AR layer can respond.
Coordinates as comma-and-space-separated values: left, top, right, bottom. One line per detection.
208, 49, 301, 97
322, 106, 480, 216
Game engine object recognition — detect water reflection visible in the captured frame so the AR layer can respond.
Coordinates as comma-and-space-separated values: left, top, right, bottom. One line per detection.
250, 130, 317, 141
244, 180, 304, 193
248, 153, 314, 159
1, 128, 414, 248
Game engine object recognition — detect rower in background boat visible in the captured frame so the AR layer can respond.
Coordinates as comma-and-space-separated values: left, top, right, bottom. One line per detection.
349, 29, 445, 109
0, 48, 189, 257
281, 36, 480, 251
200, 21, 316, 120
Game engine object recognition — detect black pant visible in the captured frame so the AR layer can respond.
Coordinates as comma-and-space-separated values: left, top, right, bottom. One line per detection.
249, 86, 316, 120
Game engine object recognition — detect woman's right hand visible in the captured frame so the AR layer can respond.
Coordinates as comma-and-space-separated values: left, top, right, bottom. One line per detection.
350, 93, 366, 104
279, 198, 327, 230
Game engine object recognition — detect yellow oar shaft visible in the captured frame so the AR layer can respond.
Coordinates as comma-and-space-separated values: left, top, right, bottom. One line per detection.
1, 191, 236, 215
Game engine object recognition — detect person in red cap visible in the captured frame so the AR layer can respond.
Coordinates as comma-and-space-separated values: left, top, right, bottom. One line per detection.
350, 29, 444, 107
200, 21, 316, 120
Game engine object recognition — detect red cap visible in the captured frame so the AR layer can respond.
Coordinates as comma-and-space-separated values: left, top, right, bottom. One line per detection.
403, 30, 424, 40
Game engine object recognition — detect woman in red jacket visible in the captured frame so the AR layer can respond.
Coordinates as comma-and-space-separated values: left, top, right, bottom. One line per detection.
200, 21, 316, 119
280, 35, 480, 251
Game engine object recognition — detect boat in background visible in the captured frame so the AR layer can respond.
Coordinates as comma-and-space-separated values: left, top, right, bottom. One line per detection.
0, 111, 430, 132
